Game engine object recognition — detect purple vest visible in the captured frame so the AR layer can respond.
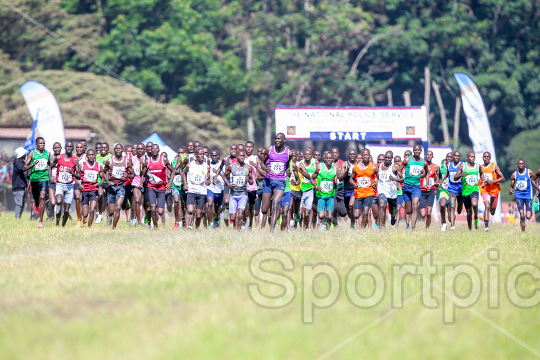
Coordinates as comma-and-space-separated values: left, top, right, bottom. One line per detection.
266, 146, 289, 180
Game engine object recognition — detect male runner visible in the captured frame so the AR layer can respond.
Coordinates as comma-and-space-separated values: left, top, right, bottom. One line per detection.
254, 147, 268, 228
103, 143, 134, 229
313, 151, 337, 230
337, 149, 357, 228
207, 149, 224, 228
440, 151, 465, 230
377, 151, 403, 228
245, 141, 259, 229
331, 147, 346, 227
223, 149, 253, 230
454, 152, 483, 230
288, 150, 302, 228
351, 149, 378, 228
23, 137, 52, 227
73, 141, 86, 227
438, 153, 453, 231
221, 144, 237, 226
95, 142, 112, 224
171, 147, 187, 228
130, 143, 144, 226
394, 155, 404, 227
182, 147, 210, 229
370, 154, 385, 228
419, 150, 439, 229
141, 144, 174, 228
260, 133, 292, 232
80, 149, 104, 227
509, 159, 539, 232
479, 151, 505, 231
400, 145, 429, 230
313, 150, 321, 163
50, 142, 81, 227
46, 142, 62, 221
298, 148, 317, 228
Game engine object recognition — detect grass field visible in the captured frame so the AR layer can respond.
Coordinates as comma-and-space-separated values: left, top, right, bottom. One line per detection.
1, 213, 540, 360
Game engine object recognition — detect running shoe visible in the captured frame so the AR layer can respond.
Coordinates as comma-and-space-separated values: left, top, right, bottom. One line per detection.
38, 221, 44, 228
173, 222, 179, 229
187, 225, 193, 230
330, 223, 334, 229
485, 227, 490, 232
208, 224, 213, 229
375, 224, 379, 229
406, 226, 410, 230
83, 216, 88, 224
320, 225, 326, 231
241, 221, 247, 231
295, 214, 301, 223
75, 220, 82, 228
450, 226, 455, 231
475, 219, 479, 229
224, 209, 229, 220
95, 214, 103, 224
214, 219, 220, 228
132, 219, 137, 225
290, 219, 295, 228
107, 216, 113, 226
441, 223, 447, 232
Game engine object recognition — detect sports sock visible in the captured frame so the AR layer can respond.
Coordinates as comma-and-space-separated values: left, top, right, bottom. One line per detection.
485, 220, 489, 228
55, 205, 61, 214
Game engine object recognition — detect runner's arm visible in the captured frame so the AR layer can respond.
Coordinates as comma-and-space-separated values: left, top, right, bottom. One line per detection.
337, 162, 348, 181
310, 164, 320, 187
97, 164, 105, 186
529, 170, 540, 194
490, 164, 505, 184
222, 165, 233, 187
247, 166, 254, 186
205, 164, 211, 186
390, 164, 404, 183
49, 157, 58, 183
350, 168, 358, 189
509, 172, 516, 195
454, 164, 465, 180
73, 160, 81, 180
126, 159, 134, 180
139, 160, 148, 185
23, 151, 34, 171
298, 163, 310, 179
292, 165, 300, 185
260, 148, 270, 172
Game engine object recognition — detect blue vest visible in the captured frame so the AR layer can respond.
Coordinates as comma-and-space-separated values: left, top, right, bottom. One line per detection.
448, 161, 463, 194
514, 168, 532, 200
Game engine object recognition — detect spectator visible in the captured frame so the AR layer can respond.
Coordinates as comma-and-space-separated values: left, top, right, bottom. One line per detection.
0, 158, 7, 213
12, 148, 28, 219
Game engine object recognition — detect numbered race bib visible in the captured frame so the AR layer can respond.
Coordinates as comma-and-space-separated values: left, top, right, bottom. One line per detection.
379, 172, 389, 182
233, 176, 246, 187
84, 170, 98, 183
483, 173, 493, 181
149, 173, 163, 184
465, 174, 478, 186
428, 177, 435, 188
409, 165, 423, 176
442, 178, 449, 189
59, 171, 72, 183
516, 180, 527, 191
449, 172, 457, 183
191, 174, 204, 184
357, 176, 371, 188
112, 166, 124, 179
270, 162, 285, 174
302, 176, 311, 183
320, 181, 333, 193
35, 158, 47, 170
51, 167, 57, 179
134, 166, 141, 176
173, 175, 183, 187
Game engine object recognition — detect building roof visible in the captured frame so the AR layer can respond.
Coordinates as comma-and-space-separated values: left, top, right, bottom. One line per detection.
0, 125, 93, 140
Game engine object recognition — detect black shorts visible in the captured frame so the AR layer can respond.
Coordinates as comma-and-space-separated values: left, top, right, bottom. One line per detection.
420, 189, 436, 209
73, 182, 80, 192
187, 193, 206, 210
166, 192, 173, 208
449, 191, 463, 204
255, 189, 264, 211
354, 196, 373, 210
378, 194, 397, 212
372, 195, 379, 206
31, 181, 48, 204
82, 190, 98, 206
463, 191, 479, 210
147, 188, 166, 209
181, 187, 188, 203
291, 190, 302, 203
248, 190, 258, 205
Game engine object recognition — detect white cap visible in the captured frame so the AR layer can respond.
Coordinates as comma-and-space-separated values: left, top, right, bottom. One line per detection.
15, 147, 27, 158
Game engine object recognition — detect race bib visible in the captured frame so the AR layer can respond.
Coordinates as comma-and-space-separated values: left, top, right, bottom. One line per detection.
442, 178, 449, 190
449, 172, 457, 183
112, 166, 124, 179
35, 158, 47, 170
134, 166, 141, 176
428, 177, 435, 188
173, 175, 183, 187
320, 181, 333, 193
483, 173, 493, 181
270, 162, 285, 174
191, 174, 204, 184
357, 176, 371, 188
232, 176, 246, 187
466, 174, 478, 186
516, 180, 527, 191
84, 170, 98, 183
379, 172, 389, 182
58, 171, 72, 183
51, 167, 57, 179
302, 175, 311, 183
149, 174, 163, 184
409, 165, 423, 176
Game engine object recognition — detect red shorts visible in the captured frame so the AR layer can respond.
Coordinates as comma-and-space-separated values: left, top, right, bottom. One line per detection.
481, 192, 499, 209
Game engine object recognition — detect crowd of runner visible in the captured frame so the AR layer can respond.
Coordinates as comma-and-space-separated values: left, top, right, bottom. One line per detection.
16, 133, 540, 232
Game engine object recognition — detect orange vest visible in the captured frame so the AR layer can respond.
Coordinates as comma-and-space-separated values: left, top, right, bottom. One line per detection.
479, 162, 500, 195
353, 162, 376, 198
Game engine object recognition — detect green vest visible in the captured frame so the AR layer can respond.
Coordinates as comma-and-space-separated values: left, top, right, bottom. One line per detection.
284, 163, 292, 192
439, 164, 449, 195
317, 164, 336, 197
171, 154, 186, 189
404, 157, 424, 186
96, 153, 112, 183
462, 162, 480, 196
301, 160, 317, 192
29, 149, 49, 182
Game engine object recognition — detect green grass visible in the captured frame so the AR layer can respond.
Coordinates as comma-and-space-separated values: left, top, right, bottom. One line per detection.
1, 213, 540, 359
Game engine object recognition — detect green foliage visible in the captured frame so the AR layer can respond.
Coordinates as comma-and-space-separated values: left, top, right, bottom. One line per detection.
505, 128, 540, 174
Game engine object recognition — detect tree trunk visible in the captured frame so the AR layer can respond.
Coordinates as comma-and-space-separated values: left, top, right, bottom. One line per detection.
403, 91, 411, 106
453, 96, 461, 150
246, 34, 254, 141
387, 88, 393, 106
432, 81, 451, 144
424, 67, 431, 143
265, 101, 273, 147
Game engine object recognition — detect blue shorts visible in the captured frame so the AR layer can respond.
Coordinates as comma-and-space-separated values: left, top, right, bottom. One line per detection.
207, 190, 224, 207
317, 196, 334, 212
230, 194, 248, 213
516, 198, 533, 213
262, 178, 286, 193
402, 183, 421, 203
172, 187, 181, 197
107, 185, 126, 204
344, 190, 355, 209
397, 194, 404, 206
279, 192, 291, 209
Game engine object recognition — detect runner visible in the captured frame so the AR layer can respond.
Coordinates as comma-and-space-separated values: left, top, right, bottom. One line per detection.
207, 149, 224, 229
80, 149, 104, 227
182, 147, 210, 229
73, 141, 86, 227
440, 151, 465, 230
130, 143, 144, 226
313, 150, 321, 163
47, 142, 62, 222
245, 141, 259, 229
312, 151, 337, 230
298, 148, 317, 229
400, 145, 429, 230
50, 142, 81, 227
371, 154, 385, 228
401, 150, 413, 229
95, 142, 112, 224
337, 149, 357, 228
254, 147, 267, 228
479, 151, 505, 231
454, 152, 483, 230
351, 149, 378, 228
221, 144, 237, 226
103, 143, 134, 229
394, 155, 403, 227
419, 150, 439, 229
23, 137, 50, 228
288, 150, 302, 228
260, 133, 292, 232
162, 152, 173, 226
509, 159, 539, 231
171, 147, 187, 228
142, 141, 154, 226
123, 145, 135, 225
331, 147, 346, 228
438, 153, 453, 231
223, 149, 253, 230
377, 151, 403, 228
140, 144, 174, 229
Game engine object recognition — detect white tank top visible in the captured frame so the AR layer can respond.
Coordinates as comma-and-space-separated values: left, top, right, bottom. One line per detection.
207, 161, 224, 193
187, 160, 208, 195
378, 164, 397, 199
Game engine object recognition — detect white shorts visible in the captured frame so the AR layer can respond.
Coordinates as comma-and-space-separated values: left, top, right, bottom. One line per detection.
300, 189, 314, 209
56, 183, 74, 204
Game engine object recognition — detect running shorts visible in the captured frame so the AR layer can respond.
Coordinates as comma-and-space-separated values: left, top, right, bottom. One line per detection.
317, 196, 334, 212
419, 189, 436, 210
147, 188, 166, 208
82, 190, 98, 206
463, 191, 479, 210
354, 196, 373, 210
187, 193, 206, 210
229, 194, 248, 213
